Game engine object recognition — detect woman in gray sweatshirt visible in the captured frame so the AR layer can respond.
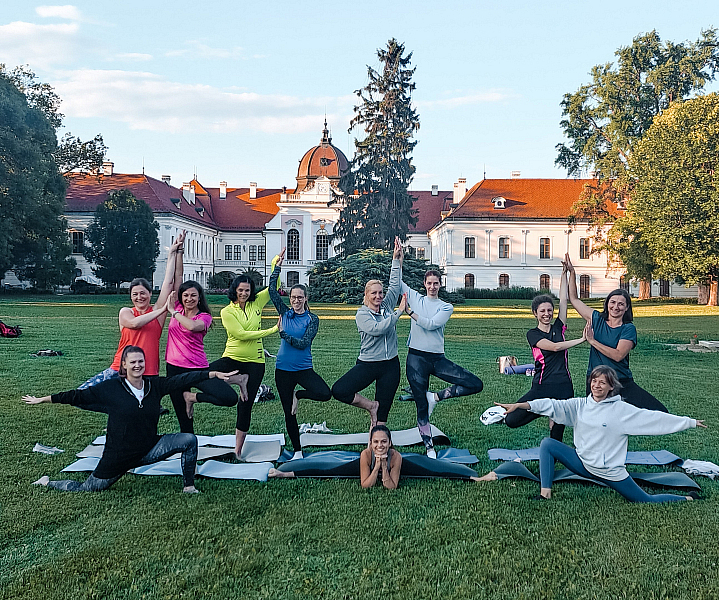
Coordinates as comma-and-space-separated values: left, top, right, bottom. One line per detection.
331, 238, 407, 428
496, 365, 706, 502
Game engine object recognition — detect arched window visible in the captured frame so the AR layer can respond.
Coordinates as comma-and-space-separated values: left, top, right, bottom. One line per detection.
287, 271, 300, 287
464, 274, 475, 289
620, 275, 629, 292
499, 273, 510, 288
316, 230, 329, 261
539, 274, 550, 290
287, 229, 300, 261
464, 237, 475, 259
498, 237, 509, 259
579, 274, 590, 298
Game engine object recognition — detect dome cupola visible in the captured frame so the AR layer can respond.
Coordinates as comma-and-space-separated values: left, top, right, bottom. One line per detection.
296, 121, 349, 191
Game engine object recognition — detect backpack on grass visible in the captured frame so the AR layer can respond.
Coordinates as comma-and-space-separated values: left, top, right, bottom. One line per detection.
0, 320, 21, 338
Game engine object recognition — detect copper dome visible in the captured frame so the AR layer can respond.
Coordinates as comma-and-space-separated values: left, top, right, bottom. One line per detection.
296, 121, 349, 191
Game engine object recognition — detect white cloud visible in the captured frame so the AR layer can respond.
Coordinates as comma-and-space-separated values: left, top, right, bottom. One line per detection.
165, 41, 245, 60
36, 5, 82, 20
53, 69, 354, 134
114, 53, 153, 61
0, 20, 81, 69
418, 90, 512, 109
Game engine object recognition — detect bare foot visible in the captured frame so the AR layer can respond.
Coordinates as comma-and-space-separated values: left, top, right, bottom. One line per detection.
368, 400, 379, 429
183, 391, 197, 419
228, 373, 249, 402
474, 471, 498, 482
235, 428, 247, 459
32, 475, 50, 486
291, 390, 299, 415
269, 468, 295, 479
182, 485, 200, 494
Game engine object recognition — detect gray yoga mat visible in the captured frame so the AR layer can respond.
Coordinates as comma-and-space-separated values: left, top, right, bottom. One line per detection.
488, 447, 682, 465
62, 457, 100, 472
276, 446, 478, 465
197, 460, 272, 481
491, 461, 700, 490
77, 441, 280, 463
299, 425, 450, 448
91, 433, 286, 448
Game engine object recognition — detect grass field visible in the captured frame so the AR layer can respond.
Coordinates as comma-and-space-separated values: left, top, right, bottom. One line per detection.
1, 295, 719, 599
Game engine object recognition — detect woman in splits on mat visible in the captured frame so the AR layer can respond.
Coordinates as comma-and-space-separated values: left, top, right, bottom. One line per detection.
401, 268, 483, 458
503, 263, 586, 442
493, 366, 706, 502
565, 254, 667, 412
24, 346, 237, 493
79, 232, 186, 390
360, 425, 402, 489
213, 255, 280, 458
165, 277, 245, 433
268, 248, 332, 461
331, 238, 407, 429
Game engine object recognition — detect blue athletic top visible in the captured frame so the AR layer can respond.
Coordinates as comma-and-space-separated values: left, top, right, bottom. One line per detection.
587, 310, 637, 379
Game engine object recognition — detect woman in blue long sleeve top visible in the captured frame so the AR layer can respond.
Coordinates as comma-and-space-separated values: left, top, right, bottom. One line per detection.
269, 248, 331, 459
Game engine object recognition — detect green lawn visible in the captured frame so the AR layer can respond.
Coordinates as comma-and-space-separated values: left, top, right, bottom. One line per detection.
1, 295, 718, 600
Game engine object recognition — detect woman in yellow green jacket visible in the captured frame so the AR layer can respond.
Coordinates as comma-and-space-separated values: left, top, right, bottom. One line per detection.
210, 258, 279, 457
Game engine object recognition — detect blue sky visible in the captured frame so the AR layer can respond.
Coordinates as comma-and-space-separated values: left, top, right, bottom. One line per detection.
1, 1, 717, 190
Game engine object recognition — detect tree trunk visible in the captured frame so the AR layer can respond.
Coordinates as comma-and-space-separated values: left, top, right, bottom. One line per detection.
709, 279, 718, 307
638, 279, 652, 299
698, 283, 709, 305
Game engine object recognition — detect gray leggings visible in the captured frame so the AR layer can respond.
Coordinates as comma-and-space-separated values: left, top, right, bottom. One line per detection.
539, 437, 687, 503
48, 433, 198, 491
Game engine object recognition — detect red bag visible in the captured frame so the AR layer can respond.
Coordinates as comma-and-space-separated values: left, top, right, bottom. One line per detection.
0, 320, 21, 338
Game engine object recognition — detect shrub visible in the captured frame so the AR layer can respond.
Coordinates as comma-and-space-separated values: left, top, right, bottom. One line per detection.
459, 286, 555, 300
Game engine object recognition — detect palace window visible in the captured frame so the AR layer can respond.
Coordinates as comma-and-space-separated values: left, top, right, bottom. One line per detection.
249, 245, 257, 262
287, 271, 300, 287
287, 229, 300, 261
71, 231, 84, 254
540, 274, 550, 290
316, 230, 329, 261
498, 237, 509, 259
234, 245, 241, 260
416, 248, 425, 259
465, 237, 475, 259
258, 245, 266, 261
499, 274, 510, 288
539, 238, 551, 259
579, 275, 590, 298
225, 245, 232, 260
464, 274, 475, 289
580, 238, 590, 260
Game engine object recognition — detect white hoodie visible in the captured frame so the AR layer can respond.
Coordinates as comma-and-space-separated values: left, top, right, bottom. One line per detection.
528, 395, 696, 481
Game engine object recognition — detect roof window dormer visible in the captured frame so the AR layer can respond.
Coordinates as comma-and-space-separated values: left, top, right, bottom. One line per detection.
195, 206, 205, 217
492, 196, 507, 209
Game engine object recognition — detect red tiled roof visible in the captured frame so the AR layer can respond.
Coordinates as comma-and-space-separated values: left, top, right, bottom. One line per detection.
197, 181, 282, 232
65, 173, 215, 227
408, 190, 454, 232
445, 178, 607, 222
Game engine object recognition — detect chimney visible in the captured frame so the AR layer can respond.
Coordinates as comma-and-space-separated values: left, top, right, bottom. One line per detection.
219, 181, 227, 199
102, 161, 114, 177
453, 178, 467, 202
431, 184, 438, 196
161, 175, 171, 185
249, 182, 257, 199
181, 183, 195, 204
511, 170, 521, 178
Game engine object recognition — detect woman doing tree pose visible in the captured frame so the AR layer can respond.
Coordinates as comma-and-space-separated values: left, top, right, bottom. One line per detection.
402, 269, 483, 458
565, 254, 667, 412
331, 238, 407, 428
79, 231, 186, 389
503, 265, 586, 441
495, 366, 706, 502
25, 346, 237, 493
269, 248, 332, 460
211, 257, 280, 457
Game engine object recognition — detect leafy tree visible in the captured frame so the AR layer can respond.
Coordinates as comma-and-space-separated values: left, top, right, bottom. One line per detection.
629, 94, 719, 305
307, 249, 462, 305
84, 190, 160, 288
335, 39, 420, 255
0, 72, 75, 290
208, 271, 236, 290
556, 29, 719, 298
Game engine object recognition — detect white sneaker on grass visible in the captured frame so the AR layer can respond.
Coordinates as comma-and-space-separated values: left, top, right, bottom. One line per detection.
426, 447, 437, 460
426, 391, 438, 417
291, 451, 304, 461
32, 475, 50, 486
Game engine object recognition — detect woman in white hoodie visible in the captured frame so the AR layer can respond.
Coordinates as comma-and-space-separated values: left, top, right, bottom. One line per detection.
496, 366, 706, 502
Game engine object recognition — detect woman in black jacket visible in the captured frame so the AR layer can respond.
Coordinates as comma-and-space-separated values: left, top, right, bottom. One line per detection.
24, 345, 236, 493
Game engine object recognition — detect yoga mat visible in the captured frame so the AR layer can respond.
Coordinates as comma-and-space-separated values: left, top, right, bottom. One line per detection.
489, 447, 683, 466
493, 461, 540, 482
91, 433, 286, 448
79, 441, 279, 462
276, 447, 478, 465
62, 457, 100, 472
132, 460, 183, 476
300, 425, 450, 448
197, 460, 273, 481
503, 363, 534, 375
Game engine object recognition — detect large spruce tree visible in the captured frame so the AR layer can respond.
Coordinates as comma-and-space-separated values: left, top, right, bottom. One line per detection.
335, 39, 420, 255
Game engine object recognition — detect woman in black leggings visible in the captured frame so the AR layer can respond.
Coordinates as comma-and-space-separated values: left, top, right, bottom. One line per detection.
269, 248, 332, 460
331, 238, 407, 428
504, 265, 586, 441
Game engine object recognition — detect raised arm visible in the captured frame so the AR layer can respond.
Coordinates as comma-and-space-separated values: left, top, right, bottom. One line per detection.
382, 238, 404, 310
254, 254, 281, 308
155, 231, 185, 313
24, 385, 108, 413
172, 232, 185, 294
559, 263, 568, 323
564, 253, 593, 321
525, 397, 581, 427
268, 249, 288, 316
618, 406, 702, 436
280, 313, 319, 350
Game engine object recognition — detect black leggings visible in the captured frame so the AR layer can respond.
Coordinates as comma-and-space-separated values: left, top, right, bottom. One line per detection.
406, 349, 483, 426
209, 357, 266, 431
504, 380, 574, 441
47, 433, 198, 491
166, 363, 239, 434
331, 356, 401, 422
585, 376, 668, 412
275, 368, 332, 451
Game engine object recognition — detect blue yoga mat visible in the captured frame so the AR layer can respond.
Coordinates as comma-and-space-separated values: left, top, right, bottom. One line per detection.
488, 447, 682, 465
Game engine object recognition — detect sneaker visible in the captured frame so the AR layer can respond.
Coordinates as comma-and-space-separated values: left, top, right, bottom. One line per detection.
687, 491, 703, 501
426, 447, 437, 460
32, 475, 50, 486
290, 451, 304, 461
426, 391, 438, 417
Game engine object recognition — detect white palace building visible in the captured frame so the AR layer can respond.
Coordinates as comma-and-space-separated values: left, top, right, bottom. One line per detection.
44, 123, 693, 299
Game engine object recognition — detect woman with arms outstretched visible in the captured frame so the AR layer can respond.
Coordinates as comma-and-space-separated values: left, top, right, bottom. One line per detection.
25, 346, 237, 493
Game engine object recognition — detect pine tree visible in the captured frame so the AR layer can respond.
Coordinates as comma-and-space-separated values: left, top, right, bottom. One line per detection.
336, 39, 420, 256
